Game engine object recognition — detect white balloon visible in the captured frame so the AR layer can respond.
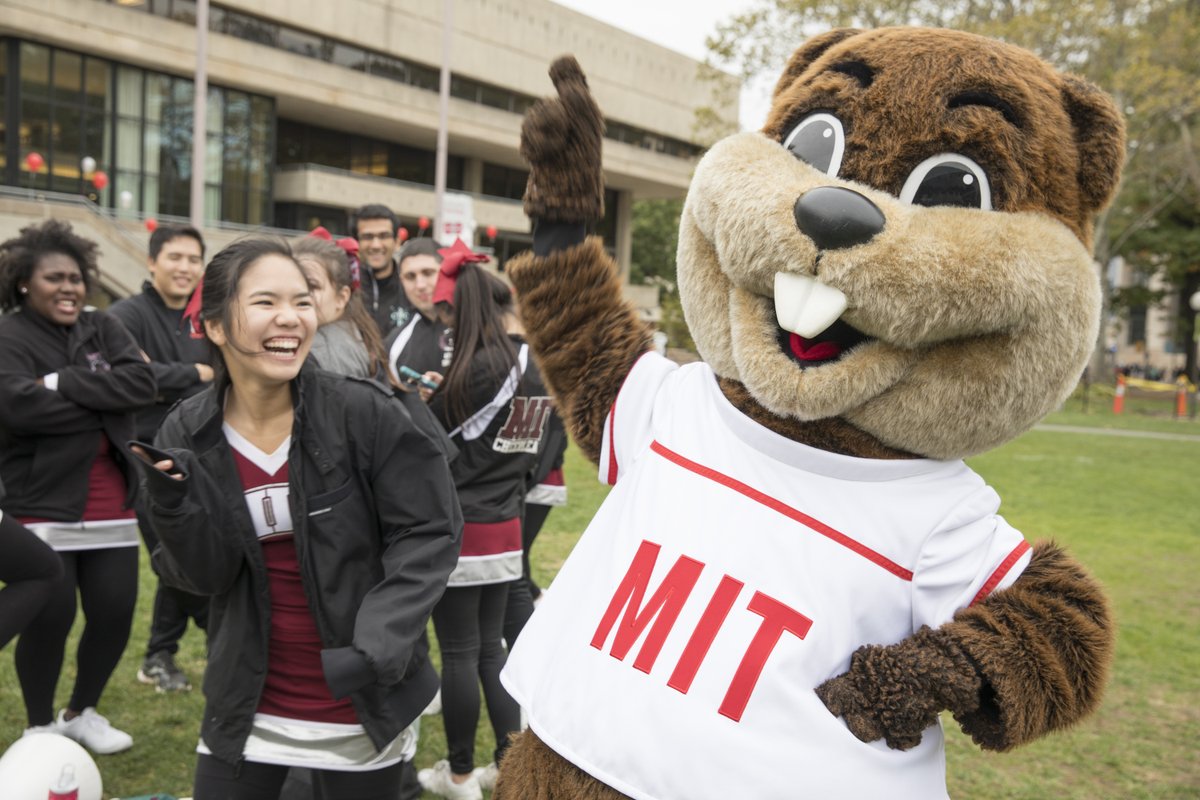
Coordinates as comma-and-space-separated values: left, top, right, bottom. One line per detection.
80, 156, 97, 175
0, 733, 103, 800
119, 190, 134, 209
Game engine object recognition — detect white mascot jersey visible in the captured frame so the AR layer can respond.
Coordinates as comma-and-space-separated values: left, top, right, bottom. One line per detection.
502, 353, 1032, 800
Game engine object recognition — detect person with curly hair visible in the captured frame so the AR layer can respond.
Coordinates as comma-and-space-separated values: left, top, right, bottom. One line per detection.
0, 219, 156, 754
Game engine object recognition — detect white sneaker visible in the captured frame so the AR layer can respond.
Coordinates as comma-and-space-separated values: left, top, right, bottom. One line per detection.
418, 760, 482, 800
23, 722, 61, 737
473, 762, 499, 791
422, 688, 443, 716
57, 708, 133, 754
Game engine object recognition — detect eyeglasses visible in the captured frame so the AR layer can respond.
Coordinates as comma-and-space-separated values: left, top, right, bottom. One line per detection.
358, 232, 395, 243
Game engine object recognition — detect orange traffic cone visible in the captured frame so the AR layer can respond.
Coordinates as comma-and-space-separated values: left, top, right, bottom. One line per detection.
1113, 373, 1125, 414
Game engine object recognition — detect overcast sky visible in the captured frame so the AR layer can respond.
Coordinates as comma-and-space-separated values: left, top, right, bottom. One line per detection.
550, 0, 772, 131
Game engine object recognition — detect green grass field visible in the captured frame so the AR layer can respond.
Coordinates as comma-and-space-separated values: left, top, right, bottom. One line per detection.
1, 404, 1197, 798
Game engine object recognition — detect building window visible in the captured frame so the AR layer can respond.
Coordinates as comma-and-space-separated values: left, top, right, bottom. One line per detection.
1127, 306, 1147, 346
481, 163, 528, 201
2, 37, 274, 226
104, 0, 703, 160
275, 118, 466, 191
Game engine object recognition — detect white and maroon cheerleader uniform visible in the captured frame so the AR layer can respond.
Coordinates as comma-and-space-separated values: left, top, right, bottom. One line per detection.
194, 424, 414, 771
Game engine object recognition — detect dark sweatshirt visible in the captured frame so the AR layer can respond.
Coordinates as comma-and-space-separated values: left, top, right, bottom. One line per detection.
0, 308, 156, 519
108, 281, 212, 440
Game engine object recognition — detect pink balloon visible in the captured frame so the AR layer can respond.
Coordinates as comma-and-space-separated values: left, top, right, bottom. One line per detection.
418, 216, 430, 230
91, 171, 109, 190
24, 152, 45, 172
397, 227, 410, 242
145, 218, 159, 233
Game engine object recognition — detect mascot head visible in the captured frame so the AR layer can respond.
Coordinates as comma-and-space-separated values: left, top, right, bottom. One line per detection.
678, 27, 1125, 459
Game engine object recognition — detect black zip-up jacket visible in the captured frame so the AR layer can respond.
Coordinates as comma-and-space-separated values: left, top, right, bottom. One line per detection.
431, 335, 550, 523
0, 308, 157, 519
136, 365, 462, 764
108, 281, 211, 440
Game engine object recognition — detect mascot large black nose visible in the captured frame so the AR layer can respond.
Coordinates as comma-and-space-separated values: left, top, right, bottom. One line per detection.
794, 187, 885, 250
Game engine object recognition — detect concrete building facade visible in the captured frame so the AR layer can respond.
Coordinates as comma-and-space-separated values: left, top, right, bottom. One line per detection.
1, 0, 738, 301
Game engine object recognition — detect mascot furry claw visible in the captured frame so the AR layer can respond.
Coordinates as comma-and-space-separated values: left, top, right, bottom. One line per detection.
495, 27, 1122, 800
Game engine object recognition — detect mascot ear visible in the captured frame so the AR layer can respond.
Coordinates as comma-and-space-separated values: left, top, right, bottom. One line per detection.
1060, 75, 1127, 213
772, 28, 862, 98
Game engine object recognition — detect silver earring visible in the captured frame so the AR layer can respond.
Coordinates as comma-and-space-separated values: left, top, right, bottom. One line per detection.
19, 287, 28, 294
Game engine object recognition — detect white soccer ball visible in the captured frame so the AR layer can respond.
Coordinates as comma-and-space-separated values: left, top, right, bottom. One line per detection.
0, 733, 103, 800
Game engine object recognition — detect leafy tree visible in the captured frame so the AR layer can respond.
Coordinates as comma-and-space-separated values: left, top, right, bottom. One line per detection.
629, 197, 696, 350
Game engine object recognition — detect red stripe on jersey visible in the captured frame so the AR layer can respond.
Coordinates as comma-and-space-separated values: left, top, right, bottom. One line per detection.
606, 398, 619, 486
460, 518, 522, 557
650, 441, 914, 581
970, 540, 1031, 606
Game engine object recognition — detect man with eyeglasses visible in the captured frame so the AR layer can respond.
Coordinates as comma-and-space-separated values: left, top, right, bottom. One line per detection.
353, 204, 414, 336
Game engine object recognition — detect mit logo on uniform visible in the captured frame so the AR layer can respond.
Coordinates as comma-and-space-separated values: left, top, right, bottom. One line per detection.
591, 539, 814, 722
493, 396, 554, 453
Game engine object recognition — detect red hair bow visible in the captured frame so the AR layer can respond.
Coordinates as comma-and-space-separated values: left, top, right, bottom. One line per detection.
433, 238, 489, 307
308, 227, 362, 291
182, 278, 205, 340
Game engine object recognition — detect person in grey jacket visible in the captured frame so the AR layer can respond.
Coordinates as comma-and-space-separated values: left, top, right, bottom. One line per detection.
132, 237, 461, 800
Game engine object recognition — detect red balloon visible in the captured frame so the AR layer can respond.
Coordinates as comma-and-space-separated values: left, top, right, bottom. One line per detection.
24, 152, 45, 172
145, 218, 159, 233
486, 224, 498, 239
417, 216, 430, 230
91, 171, 109, 190
397, 227, 410, 242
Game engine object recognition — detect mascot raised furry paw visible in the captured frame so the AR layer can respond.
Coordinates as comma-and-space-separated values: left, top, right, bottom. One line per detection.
496, 27, 1123, 800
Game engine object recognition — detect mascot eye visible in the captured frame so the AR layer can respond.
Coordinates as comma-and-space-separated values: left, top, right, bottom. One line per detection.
899, 154, 992, 210
782, 113, 845, 176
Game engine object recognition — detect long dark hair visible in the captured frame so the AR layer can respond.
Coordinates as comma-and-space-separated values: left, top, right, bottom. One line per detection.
439, 264, 517, 427
292, 237, 385, 374
200, 237, 308, 386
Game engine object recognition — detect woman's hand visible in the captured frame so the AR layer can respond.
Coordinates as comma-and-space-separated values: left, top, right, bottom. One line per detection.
130, 444, 184, 481
419, 371, 443, 403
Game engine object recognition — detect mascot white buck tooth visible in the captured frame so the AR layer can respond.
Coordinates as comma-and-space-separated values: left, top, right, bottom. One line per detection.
494, 27, 1123, 800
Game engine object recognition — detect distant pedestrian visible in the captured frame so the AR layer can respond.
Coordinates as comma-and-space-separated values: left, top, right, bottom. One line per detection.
353, 204, 413, 336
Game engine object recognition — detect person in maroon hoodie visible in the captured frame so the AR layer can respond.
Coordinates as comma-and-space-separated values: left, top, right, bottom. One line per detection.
0, 219, 156, 755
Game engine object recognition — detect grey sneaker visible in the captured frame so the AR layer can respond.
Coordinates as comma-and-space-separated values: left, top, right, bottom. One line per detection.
137, 650, 191, 692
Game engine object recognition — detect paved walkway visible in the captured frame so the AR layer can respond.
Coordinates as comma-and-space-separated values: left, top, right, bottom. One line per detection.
1034, 423, 1200, 443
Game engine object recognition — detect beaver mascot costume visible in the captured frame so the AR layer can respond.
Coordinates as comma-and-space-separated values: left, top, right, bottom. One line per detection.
493, 27, 1124, 799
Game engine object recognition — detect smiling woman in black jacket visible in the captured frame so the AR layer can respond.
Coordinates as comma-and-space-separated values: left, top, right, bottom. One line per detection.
0, 219, 156, 755
133, 237, 462, 800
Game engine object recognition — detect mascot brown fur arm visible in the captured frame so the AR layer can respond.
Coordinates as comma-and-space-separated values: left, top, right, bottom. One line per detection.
817, 541, 1113, 751
506, 57, 653, 461
498, 50, 1116, 797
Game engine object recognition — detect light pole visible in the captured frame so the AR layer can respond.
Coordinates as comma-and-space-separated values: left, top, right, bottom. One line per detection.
1189, 290, 1200, 419
190, 0, 209, 231
434, 0, 452, 243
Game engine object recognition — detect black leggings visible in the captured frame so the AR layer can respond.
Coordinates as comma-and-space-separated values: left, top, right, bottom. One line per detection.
15, 545, 138, 726
194, 754, 403, 800
0, 514, 64, 650
431, 582, 521, 775
502, 502, 554, 647
140, 511, 209, 657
